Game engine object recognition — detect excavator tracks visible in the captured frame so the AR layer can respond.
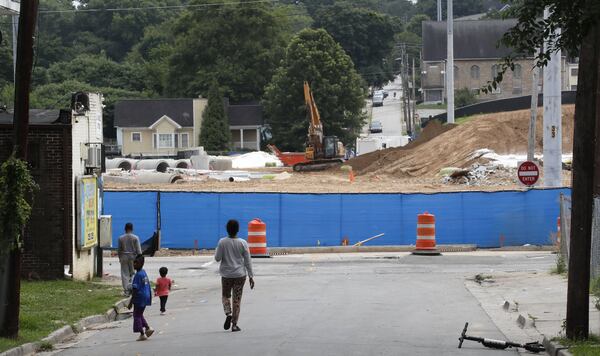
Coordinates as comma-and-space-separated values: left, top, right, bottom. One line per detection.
292, 159, 344, 172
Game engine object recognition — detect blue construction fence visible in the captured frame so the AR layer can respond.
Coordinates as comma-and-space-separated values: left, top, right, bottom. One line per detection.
104, 188, 570, 249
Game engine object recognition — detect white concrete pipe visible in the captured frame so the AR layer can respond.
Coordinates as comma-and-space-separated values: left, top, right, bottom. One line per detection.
103, 171, 183, 184
174, 159, 191, 169
105, 158, 137, 172
135, 159, 170, 173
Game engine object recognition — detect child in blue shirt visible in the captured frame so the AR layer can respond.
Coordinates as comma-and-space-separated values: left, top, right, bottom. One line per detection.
127, 254, 155, 341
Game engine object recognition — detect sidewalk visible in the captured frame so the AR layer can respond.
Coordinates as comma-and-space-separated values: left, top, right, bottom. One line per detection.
465, 268, 599, 355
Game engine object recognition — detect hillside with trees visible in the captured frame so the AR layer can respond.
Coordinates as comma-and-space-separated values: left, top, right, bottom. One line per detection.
0, 0, 497, 139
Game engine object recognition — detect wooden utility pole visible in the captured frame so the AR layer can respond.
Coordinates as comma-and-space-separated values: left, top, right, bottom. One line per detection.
566, 21, 600, 340
411, 57, 417, 133
1, 0, 39, 339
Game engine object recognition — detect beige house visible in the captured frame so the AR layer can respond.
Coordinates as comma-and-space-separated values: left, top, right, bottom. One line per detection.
421, 20, 570, 104
114, 98, 264, 157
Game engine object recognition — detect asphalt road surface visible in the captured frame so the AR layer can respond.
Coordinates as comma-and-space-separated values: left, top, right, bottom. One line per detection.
46, 252, 554, 356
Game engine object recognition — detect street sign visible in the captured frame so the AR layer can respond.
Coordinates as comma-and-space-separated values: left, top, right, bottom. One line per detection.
518, 161, 540, 186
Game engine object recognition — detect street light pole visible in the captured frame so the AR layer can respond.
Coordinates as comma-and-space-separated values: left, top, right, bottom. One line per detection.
446, 0, 455, 123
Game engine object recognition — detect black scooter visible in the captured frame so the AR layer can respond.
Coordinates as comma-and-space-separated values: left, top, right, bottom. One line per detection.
458, 322, 545, 353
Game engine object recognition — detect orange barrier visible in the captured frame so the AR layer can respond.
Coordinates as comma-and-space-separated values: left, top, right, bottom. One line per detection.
412, 212, 440, 255
248, 218, 269, 258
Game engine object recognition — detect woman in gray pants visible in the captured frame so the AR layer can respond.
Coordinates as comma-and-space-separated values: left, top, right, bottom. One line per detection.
214, 220, 255, 332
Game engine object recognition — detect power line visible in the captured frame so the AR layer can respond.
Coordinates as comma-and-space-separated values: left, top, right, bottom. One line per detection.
39, 0, 280, 14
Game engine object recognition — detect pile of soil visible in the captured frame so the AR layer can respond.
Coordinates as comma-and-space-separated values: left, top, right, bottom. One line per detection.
349, 105, 574, 178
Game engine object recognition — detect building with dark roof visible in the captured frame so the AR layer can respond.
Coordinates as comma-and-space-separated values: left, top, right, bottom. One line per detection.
114, 98, 264, 157
421, 20, 570, 103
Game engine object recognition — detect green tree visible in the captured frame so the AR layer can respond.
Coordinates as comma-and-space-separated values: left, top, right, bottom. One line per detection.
493, 0, 600, 340
167, 0, 286, 101
199, 82, 231, 151
313, 4, 397, 87
415, 0, 486, 19
263, 29, 366, 151
406, 14, 430, 36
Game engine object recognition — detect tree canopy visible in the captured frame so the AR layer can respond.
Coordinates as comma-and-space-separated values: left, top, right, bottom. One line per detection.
166, 0, 286, 101
199, 82, 231, 151
263, 29, 366, 151
313, 4, 397, 87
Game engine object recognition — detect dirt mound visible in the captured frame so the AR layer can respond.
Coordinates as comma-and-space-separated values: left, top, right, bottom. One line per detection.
348, 120, 457, 172
353, 105, 574, 178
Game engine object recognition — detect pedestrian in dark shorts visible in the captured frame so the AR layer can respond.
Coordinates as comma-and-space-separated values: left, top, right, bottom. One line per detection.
214, 219, 255, 332
154, 267, 173, 315
127, 254, 154, 341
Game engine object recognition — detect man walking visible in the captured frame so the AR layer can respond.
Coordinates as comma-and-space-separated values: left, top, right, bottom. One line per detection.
118, 222, 142, 296
215, 220, 255, 332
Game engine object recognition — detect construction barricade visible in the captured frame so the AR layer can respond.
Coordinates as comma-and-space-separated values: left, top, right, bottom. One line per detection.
248, 218, 270, 258
412, 212, 441, 255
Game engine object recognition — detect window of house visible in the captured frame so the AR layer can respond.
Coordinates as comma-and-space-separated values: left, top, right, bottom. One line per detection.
181, 133, 189, 148
156, 133, 173, 148
513, 64, 522, 79
470, 65, 480, 80
491, 65, 499, 79
571, 68, 578, 76
454, 66, 459, 81
131, 132, 141, 142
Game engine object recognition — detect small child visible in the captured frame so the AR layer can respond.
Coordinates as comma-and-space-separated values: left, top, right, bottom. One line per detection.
154, 267, 173, 315
127, 254, 154, 341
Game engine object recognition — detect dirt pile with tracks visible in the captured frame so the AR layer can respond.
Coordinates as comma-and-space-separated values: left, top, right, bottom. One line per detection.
348, 106, 574, 178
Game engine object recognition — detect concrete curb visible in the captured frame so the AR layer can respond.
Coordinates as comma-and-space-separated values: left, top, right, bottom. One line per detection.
543, 337, 573, 356
267, 244, 478, 255
0, 297, 132, 356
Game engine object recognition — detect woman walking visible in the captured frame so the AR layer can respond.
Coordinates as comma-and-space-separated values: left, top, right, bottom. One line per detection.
215, 219, 255, 332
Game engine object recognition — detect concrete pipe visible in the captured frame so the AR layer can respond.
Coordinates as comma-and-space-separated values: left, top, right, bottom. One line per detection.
136, 159, 170, 173
104, 171, 183, 184
175, 159, 191, 169
105, 158, 137, 172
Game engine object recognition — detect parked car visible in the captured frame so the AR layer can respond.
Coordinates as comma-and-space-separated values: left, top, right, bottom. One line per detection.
372, 93, 384, 107
369, 120, 383, 133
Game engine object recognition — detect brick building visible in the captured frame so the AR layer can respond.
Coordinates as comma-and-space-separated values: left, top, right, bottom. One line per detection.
421, 20, 569, 103
0, 93, 104, 280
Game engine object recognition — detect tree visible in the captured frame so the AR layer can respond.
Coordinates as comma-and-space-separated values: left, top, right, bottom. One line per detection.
313, 4, 397, 87
199, 82, 230, 151
263, 28, 366, 151
493, 0, 600, 340
415, 0, 486, 19
406, 14, 430, 37
167, 0, 286, 101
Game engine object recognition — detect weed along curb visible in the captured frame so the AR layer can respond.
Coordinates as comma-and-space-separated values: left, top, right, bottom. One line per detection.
0, 298, 130, 356
543, 337, 574, 356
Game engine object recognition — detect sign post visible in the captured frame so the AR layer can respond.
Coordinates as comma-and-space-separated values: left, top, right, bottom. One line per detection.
517, 161, 540, 186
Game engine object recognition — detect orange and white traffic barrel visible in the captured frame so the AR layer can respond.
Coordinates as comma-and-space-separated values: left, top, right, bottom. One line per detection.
412, 212, 441, 255
248, 218, 270, 258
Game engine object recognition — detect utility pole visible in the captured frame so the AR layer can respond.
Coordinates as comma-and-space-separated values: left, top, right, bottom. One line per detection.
1, 0, 39, 339
542, 7, 562, 187
446, 0, 455, 123
437, 0, 442, 21
528, 50, 541, 162
566, 20, 600, 340
412, 57, 417, 133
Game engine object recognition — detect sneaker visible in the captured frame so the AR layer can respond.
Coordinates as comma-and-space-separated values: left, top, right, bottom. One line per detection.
231, 325, 241, 332
137, 334, 147, 341
160, 311, 166, 316
145, 327, 155, 338
223, 315, 232, 330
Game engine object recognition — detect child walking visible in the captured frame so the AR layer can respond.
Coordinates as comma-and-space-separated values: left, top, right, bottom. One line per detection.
128, 254, 155, 341
155, 267, 173, 315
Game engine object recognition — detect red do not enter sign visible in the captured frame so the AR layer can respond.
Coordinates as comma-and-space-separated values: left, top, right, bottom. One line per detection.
517, 161, 540, 186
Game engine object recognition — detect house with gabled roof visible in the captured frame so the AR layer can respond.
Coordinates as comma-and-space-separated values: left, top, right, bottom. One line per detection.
114, 98, 264, 157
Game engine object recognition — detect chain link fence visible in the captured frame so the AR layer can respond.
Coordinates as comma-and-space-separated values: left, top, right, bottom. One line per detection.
559, 193, 600, 279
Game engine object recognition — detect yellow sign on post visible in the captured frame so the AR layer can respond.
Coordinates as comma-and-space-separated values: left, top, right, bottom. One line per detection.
77, 176, 98, 250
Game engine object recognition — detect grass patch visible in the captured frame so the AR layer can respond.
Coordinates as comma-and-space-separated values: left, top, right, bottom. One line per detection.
555, 335, 600, 356
551, 254, 567, 275
0, 279, 122, 352
417, 103, 447, 110
455, 116, 475, 125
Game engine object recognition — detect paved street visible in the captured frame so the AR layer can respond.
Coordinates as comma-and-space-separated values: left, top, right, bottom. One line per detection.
46, 251, 559, 356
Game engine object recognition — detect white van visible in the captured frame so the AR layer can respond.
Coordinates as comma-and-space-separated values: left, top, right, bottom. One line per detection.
372, 93, 384, 107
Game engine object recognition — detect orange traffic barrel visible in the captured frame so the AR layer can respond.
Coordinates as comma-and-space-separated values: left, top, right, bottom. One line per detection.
412, 212, 441, 256
248, 218, 270, 258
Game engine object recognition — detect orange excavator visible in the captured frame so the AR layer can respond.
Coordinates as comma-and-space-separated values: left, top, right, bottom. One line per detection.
268, 81, 345, 172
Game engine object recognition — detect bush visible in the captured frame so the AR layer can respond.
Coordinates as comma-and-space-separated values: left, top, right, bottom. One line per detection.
455, 87, 477, 107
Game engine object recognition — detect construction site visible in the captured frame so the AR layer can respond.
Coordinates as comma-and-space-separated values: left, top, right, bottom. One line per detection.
103, 105, 574, 194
